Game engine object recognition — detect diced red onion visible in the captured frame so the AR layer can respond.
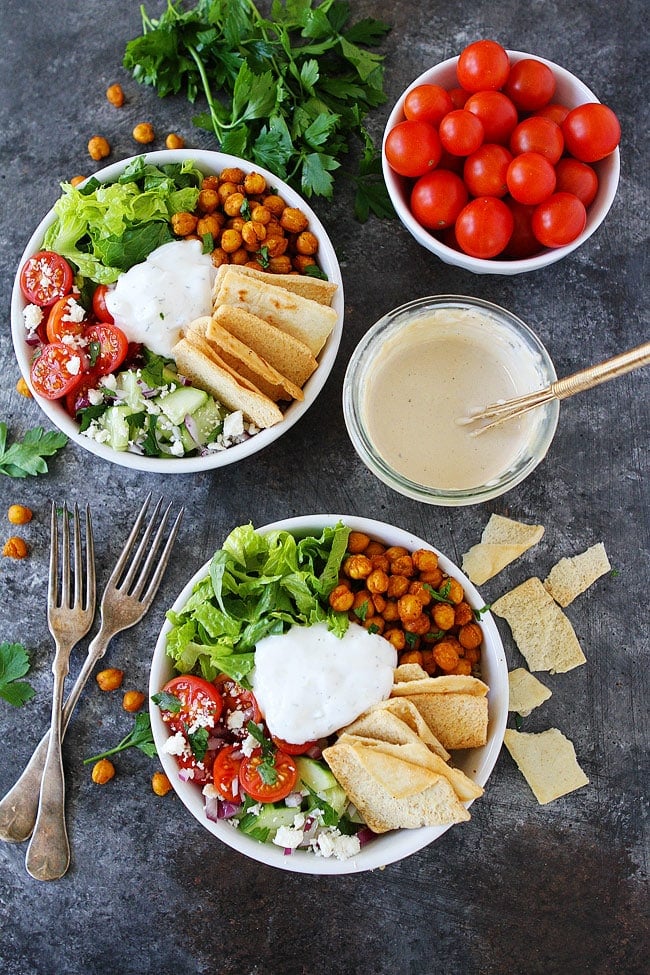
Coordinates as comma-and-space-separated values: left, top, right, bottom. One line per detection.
204, 795, 220, 822
356, 826, 376, 847
177, 768, 193, 782
305, 743, 322, 759
283, 848, 294, 856
217, 799, 241, 819
183, 412, 202, 447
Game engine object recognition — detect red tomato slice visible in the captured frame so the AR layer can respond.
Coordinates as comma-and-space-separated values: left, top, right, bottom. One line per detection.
92, 284, 114, 324
46, 295, 87, 343
30, 342, 89, 400
239, 748, 298, 802
64, 368, 102, 418
83, 322, 129, 376
271, 736, 318, 756
160, 675, 224, 736
20, 251, 74, 307
213, 675, 261, 737
174, 748, 214, 785
212, 744, 243, 798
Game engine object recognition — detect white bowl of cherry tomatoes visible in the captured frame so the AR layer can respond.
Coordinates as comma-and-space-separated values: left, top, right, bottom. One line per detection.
382, 41, 621, 274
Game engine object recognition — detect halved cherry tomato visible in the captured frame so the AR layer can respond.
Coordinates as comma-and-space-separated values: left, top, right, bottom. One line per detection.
457, 40, 510, 92
213, 675, 261, 737
271, 736, 318, 756
83, 322, 128, 376
20, 251, 74, 307
30, 342, 89, 400
212, 744, 243, 798
384, 120, 442, 177
239, 748, 298, 802
46, 295, 87, 344
532, 192, 587, 248
92, 284, 114, 324
175, 748, 214, 786
160, 675, 224, 736
64, 368, 102, 418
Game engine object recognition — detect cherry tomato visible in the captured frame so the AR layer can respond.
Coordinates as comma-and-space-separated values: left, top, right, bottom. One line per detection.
64, 368, 102, 418
271, 736, 318, 756
506, 152, 557, 205
510, 116, 564, 164
92, 284, 114, 324
532, 192, 587, 248
239, 748, 298, 803
503, 58, 556, 112
438, 109, 484, 156
160, 675, 224, 736
555, 158, 599, 207
457, 40, 511, 92
463, 144, 513, 197
410, 169, 469, 229
533, 103, 570, 126
46, 295, 86, 344
20, 251, 74, 307
404, 84, 453, 126
82, 322, 129, 376
503, 200, 540, 259
384, 120, 442, 177
455, 196, 514, 259
213, 675, 261, 737
449, 87, 470, 110
464, 90, 519, 144
174, 748, 213, 785
30, 342, 89, 400
561, 103, 621, 162
212, 744, 243, 798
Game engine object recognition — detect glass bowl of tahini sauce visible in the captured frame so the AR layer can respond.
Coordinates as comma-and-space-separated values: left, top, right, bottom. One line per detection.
343, 295, 559, 506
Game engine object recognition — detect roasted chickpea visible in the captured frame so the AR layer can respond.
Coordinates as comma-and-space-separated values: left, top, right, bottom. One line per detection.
244, 172, 267, 195
347, 531, 370, 554
241, 220, 267, 248
385, 629, 407, 652
69, 175, 86, 187
371, 593, 387, 615
364, 616, 385, 635
267, 256, 293, 274
96, 668, 124, 692
419, 568, 444, 589
262, 193, 286, 216
412, 549, 439, 572
352, 590, 372, 613
3, 537, 28, 559
445, 577, 465, 604
152, 771, 173, 796
387, 574, 410, 599
171, 211, 198, 236
365, 541, 386, 559
343, 555, 372, 580
197, 188, 220, 213
133, 122, 155, 144
250, 204, 272, 225
226, 216, 245, 233
328, 584, 355, 613
409, 580, 432, 606
217, 181, 239, 205
385, 546, 408, 560
196, 214, 223, 238
382, 600, 400, 623
431, 602, 456, 631
88, 135, 110, 161
366, 569, 389, 594
165, 132, 185, 149
106, 83, 125, 107
397, 593, 424, 624
201, 175, 220, 191
223, 192, 246, 217
295, 231, 319, 256
8, 505, 32, 525
230, 248, 249, 265
91, 759, 115, 785
264, 235, 289, 258
459, 622, 483, 650
220, 167, 246, 184
220, 228, 243, 253
292, 255, 317, 273
454, 601, 475, 627
433, 639, 461, 672
450, 659, 473, 676
370, 553, 390, 573
122, 690, 146, 712
403, 614, 431, 636
280, 207, 309, 233
420, 649, 437, 674
210, 247, 230, 268
399, 648, 423, 665
390, 554, 415, 577
463, 646, 481, 665
16, 377, 32, 397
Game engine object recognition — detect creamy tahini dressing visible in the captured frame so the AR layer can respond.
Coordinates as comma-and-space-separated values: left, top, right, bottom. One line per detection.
362, 310, 544, 491
251, 621, 397, 743
105, 239, 217, 357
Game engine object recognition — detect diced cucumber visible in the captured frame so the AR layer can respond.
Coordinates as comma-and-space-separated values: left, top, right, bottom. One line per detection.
295, 756, 338, 794
247, 804, 297, 833
115, 370, 146, 410
320, 784, 348, 816
98, 404, 136, 451
187, 399, 224, 444
157, 385, 209, 426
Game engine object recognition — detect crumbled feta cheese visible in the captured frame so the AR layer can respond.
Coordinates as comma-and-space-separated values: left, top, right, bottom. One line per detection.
185, 705, 215, 736
88, 387, 104, 406
223, 410, 244, 440
81, 422, 111, 444
292, 812, 306, 829
169, 439, 185, 457
67, 356, 82, 376
101, 372, 117, 391
313, 829, 361, 860
23, 304, 43, 333
226, 710, 246, 731
61, 333, 76, 346
162, 731, 191, 758
202, 783, 220, 799
62, 297, 86, 323
273, 825, 304, 850
240, 731, 259, 758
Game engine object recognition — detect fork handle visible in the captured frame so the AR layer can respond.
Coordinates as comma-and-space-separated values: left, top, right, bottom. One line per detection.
24, 668, 70, 880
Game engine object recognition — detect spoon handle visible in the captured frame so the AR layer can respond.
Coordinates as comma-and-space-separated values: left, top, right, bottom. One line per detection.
551, 341, 650, 401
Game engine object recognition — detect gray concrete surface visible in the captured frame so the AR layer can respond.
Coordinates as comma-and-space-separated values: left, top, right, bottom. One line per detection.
0, 1, 647, 973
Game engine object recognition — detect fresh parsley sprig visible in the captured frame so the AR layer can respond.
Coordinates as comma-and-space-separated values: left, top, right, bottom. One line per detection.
84, 713, 157, 764
0, 422, 67, 478
123, 0, 393, 218
0, 642, 35, 706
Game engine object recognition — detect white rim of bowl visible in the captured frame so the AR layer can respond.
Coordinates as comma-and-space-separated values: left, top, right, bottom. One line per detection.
382, 51, 621, 275
149, 514, 509, 875
343, 295, 560, 505
11, 149, 344, 473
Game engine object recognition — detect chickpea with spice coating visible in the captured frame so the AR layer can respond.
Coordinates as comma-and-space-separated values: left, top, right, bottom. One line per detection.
328, 584, 355, 613
122, 690, 145, 712
8, 505, 32, 525
69, 175, 86, 187
92, 759, 115, 784
347, 531, 371, 554
88, 136, 110, 161
106, 84, 125, 107
220, 229, 244, 254
343, 554, 372, 580
96, 668, 124, 691
267, 256, 292, 274
171, 212, 198, 236
133, 122, 155, 144
431, 602, 456, 631
16, 377, 32, 397
3, 537, 28, 559
165, 132, 185, 149
280, 207, 309, 233
295, 231, 319, 256
244, 171, 267, 195
459, 622, 483, 650
152, 771, 172, 796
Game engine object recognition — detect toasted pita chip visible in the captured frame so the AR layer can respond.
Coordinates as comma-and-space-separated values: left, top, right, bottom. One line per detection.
508, 668, 552, 716
543, 542, 611, 607
391, 675, 489, 697
491, 577, 586, 673
394, 663, 429, 682
462, 514, 545, 585
369, 698, 450, 760
404, 693, 489, 751
213, 263, 338, 306
342, 736, 440, 799
503, 728, 589, 804
214, 266, 337, 356
343, 706, 448, 762
199, 319, 303, 402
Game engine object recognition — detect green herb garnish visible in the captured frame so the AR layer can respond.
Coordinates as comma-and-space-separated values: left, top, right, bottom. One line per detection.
0, 422, 67, 478
0, 642, 35, 706
84, 713, 157, 763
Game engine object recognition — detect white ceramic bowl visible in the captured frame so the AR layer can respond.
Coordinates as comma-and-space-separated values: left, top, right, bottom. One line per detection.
149, 514, 509, 875
382, 50, 620, 274
11, 149, 344, 473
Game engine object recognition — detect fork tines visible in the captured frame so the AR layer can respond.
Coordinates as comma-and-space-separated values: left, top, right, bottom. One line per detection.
49, 503, 95, 612
110, 495, 184, 602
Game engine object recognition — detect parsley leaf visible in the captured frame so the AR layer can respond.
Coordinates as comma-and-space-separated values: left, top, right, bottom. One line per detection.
84, 713, 156, 763
151, 690, 182, 713
0, 642, 35, 707
0, 422, 67, 478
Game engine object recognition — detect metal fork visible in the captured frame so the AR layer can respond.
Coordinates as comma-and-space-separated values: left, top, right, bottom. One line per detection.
23, 503, 96, 881
0, 496, 183, 875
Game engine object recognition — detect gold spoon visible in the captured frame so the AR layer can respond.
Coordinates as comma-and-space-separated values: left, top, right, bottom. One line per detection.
458, 341, 650, 435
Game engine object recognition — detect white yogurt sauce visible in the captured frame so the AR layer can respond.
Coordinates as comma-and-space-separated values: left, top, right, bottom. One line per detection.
105, 239, 217, 357
251, 621, 397, 743
362, 309, 546, 491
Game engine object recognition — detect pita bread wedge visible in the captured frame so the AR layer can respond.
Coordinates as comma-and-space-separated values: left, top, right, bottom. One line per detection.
508, 668, 552, 716
213, 263, 338, 306
404, 693, 489, 751
543, 542, 611, 607
213, 265, 337, 356
462, 514, 545, 585
369, 698, 450, 760
343, 706, 448, 761
171, 332, 283, 429
322, 738, 470, 832
210, 305, 318, 388
503, 728, 589, 804
344, 739, 441, 799
394, 663, 429, 682
391, 674, 489, 697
